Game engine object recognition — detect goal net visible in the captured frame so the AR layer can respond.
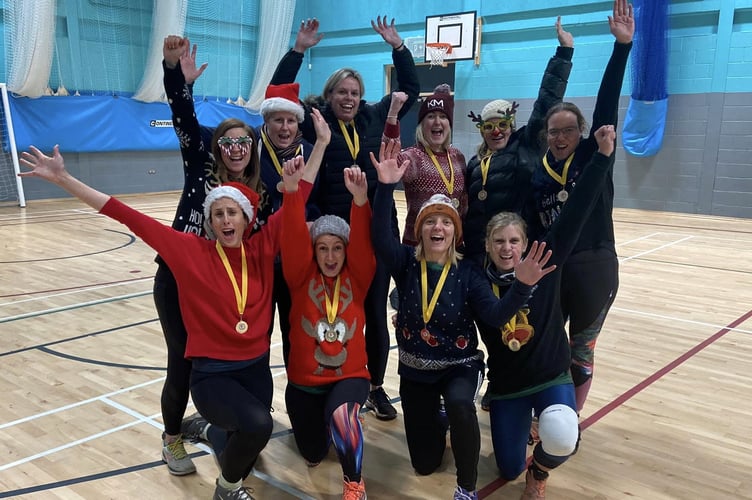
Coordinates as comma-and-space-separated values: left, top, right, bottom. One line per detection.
0, 83, 25, 206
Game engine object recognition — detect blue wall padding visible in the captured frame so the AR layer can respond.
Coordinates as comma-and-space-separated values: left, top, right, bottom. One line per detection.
622, 98, 668, 157
8, 95, 262, 153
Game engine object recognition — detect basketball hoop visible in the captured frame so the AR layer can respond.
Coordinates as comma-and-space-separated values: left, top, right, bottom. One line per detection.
426, 42, 453, 68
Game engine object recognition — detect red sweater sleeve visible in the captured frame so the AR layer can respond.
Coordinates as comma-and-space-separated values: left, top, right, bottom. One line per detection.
281, 188, 314, 288
346, 201, 376, 294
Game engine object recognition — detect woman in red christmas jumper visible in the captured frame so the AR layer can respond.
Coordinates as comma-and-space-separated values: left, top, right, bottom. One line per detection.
18, 112, 328, 500
281, 162, 373, 500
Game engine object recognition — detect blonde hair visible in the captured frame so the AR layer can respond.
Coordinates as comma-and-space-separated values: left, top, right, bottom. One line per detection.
322, 68, 365, 100
485, 212, 528, 248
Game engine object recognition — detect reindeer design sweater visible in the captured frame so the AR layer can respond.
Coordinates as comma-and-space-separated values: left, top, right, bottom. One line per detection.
281, 189, 375, 386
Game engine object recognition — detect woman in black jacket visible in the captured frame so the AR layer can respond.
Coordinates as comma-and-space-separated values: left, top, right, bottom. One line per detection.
270, 17, 420, 420
464, 18, 574, 266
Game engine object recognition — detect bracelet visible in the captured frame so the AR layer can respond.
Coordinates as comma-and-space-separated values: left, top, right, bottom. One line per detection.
387, 115, 398, 119
395, 41, 405, 51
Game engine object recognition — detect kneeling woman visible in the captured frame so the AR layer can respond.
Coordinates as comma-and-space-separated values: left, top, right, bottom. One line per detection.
478, 125, 615, 498
280, 164, 374, 500
18, 143, 322, 500
369, 142, 554, 500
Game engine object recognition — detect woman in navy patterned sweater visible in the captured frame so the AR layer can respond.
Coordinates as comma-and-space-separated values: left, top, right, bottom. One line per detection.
370, 141, 555, 500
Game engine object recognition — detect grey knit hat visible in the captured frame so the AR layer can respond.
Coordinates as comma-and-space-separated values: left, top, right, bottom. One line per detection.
310, 214, 350, 244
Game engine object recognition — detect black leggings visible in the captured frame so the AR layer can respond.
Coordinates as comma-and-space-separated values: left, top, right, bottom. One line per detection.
153, 261, 192, 436
190, 357, 274, 483
399, 362, 484, 492
285, 378, 369, 480
364, 261, 390, 387
561, 252, 619, 377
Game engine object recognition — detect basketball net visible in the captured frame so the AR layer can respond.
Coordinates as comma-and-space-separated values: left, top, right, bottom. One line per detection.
426, 43, 452, 68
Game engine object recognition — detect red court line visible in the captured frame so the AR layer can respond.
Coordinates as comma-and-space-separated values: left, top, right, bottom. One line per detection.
478, 308, 752, 498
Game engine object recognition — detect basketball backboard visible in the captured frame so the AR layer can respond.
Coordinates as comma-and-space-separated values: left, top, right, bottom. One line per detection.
424, 11, 477, 63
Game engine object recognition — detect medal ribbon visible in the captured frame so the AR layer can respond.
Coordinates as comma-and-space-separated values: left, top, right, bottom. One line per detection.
420, 259, 451, 325
261, 128, 302, 176
321, 274, 341, 323
480, 154, 492, 191
426, 147, 455, 197
338, 119, 360, 164
215, 241, 248, 320
542, 150, 575, 190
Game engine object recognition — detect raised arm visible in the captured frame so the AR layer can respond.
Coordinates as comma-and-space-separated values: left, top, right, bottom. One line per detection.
375, 16, 420, 116
590, 0, 634, 133
522, 18, 575, 144
546, 125, 616, 262
344, 166, 368, 207
345, 166, 376, 287
370, 140, 411, 273
19, 146, 110, 211
270, 20, 322, 85
370, 140, 408, 185
162, 37, 212, 172
293, 18, 324, 54
371, 15, 404, 50
383, 91, 407, 144
301, 108, 331, 185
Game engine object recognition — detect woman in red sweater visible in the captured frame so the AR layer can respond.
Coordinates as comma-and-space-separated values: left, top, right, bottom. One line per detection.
18, 110, 329, 500
280, 164, 374, 500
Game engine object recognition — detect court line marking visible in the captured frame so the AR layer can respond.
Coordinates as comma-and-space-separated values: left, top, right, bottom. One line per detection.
477, 307, 752, 498
0, 291, 152, 323
0, 227, 742, 497
0, 278, 153, 305
0, 367, 313, 498
618, 235, 693, 263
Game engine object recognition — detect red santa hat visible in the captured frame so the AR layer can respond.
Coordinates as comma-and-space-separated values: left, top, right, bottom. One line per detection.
203, 182, 260, 239
259, 83, 304, 123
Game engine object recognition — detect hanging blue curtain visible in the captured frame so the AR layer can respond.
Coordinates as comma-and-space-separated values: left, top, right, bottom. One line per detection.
623, 0, 669, 157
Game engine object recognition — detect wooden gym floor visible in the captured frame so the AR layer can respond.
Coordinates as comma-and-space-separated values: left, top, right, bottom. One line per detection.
0, 190, 750, 499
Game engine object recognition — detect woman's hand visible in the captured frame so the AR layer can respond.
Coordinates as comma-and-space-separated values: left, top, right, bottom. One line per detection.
609, 0, 635, 44
514, 241, 556, 286
162, 35, 187, 69
344, 166, 368, 206
178, 39, 208, 85
594, 124, 616, 157
372, 15, 402, 49
293, 18, 324, 53
282, 155, 306, 193
311, 108, 331, 146
556, 17, 574, 48
19, 145, 67, 183
370, 140, 408, 184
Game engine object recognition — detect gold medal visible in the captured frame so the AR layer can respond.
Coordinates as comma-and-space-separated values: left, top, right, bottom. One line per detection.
216, 242, 249, 337
235, 320, 248, 334
478, 189, 487, 201
508, 338, 521, 351
557, 189, 569, 203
